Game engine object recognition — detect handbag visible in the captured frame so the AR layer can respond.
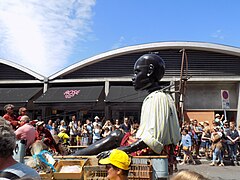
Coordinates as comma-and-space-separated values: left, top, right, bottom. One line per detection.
182, 146, 189, 151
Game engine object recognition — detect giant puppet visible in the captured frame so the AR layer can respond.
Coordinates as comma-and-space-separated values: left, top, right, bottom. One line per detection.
72, 54, 181, 156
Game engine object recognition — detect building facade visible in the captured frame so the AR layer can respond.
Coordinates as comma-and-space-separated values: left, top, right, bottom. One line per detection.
1, 42, 240, 125
0, 58, 45, 119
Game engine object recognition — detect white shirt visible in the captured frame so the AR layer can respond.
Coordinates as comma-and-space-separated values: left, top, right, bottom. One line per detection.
136, 90, 181, 153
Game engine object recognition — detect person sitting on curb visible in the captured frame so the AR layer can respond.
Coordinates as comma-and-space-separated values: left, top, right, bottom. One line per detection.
99, 149, 131, 180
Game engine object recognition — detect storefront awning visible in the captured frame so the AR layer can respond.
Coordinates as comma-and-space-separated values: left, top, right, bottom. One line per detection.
0, 88, 42, 103
105, 86, 148, 103
35, 86, 103, 103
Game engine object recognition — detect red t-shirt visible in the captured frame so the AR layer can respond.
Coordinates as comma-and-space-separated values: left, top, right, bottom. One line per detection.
3, 113, 19, 129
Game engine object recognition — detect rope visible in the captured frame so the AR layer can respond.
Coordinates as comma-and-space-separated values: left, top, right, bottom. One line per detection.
33, 150, 56, 172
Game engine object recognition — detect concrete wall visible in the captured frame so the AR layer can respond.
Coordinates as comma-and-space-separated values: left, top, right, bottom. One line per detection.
185, 83, 238, 110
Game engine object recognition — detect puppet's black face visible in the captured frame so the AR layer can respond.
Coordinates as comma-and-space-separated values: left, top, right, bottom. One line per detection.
132, 54, 165, 91
132, 60, 151, 91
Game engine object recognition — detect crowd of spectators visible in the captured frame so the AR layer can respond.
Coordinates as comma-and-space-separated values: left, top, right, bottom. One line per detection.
44, 115, 139, 147
1, 104, 140, 153
2, 103, 240, 169
178, 114, 240, 167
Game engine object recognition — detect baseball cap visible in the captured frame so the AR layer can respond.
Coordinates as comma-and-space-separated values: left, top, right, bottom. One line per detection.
215, 114, 220, 118
99, 149, 131, 170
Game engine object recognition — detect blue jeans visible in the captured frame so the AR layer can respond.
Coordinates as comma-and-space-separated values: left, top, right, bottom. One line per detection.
228, 143, 237, 161
212, 148, 223, 163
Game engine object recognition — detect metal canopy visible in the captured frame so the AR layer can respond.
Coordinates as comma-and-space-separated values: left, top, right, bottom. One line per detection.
35, 86, 103, 103
105, 86, 148, 103
0, 88, 42, 103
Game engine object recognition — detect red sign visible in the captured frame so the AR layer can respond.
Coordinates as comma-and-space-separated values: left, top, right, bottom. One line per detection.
222, 90, 229, 99
221, 90, 230, 109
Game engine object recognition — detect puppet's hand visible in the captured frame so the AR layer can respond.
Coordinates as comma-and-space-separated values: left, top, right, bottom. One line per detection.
97, 150, 111, 160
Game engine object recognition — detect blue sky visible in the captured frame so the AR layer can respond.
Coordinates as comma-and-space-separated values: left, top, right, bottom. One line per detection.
0, 0, 239, 76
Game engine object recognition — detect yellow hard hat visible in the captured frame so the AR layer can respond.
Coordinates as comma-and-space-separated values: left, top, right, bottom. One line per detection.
99, 149, 131, 170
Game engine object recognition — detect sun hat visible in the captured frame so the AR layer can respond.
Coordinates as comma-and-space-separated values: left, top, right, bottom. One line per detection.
204, 121, 209, 125
36, 121, 44, 126
99, 149, 131, 170
199, 122, 204, 126
94, 116, 100, 120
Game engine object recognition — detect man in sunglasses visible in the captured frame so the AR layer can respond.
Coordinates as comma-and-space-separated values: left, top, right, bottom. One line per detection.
3, 104, 19, 130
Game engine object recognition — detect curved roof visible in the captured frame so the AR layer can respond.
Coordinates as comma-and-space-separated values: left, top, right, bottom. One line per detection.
0, 58, 45, 81
49, 41, 240, 80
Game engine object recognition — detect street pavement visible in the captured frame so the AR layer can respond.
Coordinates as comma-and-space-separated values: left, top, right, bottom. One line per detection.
173, 158, 240, 180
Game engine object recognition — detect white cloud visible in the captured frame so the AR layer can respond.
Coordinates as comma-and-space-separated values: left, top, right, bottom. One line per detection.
211, 29, 224, 40
0, 0, 96, 76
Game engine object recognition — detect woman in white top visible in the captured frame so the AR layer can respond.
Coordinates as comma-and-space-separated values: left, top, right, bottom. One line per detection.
92, 124, 102, 143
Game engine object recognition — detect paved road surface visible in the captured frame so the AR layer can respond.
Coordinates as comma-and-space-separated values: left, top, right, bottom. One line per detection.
174, 161, 240, 180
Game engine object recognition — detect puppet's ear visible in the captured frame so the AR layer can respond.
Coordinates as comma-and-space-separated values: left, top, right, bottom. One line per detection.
147, 63, 154, 77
